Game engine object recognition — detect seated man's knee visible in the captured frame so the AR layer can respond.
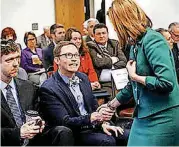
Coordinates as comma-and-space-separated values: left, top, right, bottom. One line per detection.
52, 126, 74, 145
55, 126, 72, 134
99, 135, 116, 146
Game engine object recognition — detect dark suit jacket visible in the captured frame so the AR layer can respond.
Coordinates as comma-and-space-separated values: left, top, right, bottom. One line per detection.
39, 71, 98, 132
172, 43, 179, 82
43, 42, 55, 70
1, 78, 39, 146
96, 9, 106, 24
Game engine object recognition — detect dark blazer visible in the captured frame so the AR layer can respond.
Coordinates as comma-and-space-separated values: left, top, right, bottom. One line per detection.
116, 28, 179, 118
43, 42, 55, 70
85, 35, 93, 43
39, 71, 98, 132
172, 43, 179, 82
1, 78, 39, 146
87, 39, 127, 77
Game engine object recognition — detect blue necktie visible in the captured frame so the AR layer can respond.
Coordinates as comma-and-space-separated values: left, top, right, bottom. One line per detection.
6, 85, 23, 127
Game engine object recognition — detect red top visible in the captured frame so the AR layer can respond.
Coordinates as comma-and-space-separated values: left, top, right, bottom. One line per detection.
53, 52, 99, 82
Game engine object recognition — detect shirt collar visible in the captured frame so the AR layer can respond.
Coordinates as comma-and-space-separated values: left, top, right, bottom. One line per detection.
0, 78, 15, 90
53, 40, 57, 47
98, 42, 108, 48
58, 70, 71, 85
58, 70, 80, 86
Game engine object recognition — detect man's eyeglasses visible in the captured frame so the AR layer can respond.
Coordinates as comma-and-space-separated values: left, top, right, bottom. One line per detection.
59, 53, 80, 59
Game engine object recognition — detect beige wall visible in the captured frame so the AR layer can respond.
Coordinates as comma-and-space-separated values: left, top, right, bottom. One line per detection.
55, 0, 85, 33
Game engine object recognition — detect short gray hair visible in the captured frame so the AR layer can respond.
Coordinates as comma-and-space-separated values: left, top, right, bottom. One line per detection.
168, 22, 179, 32
85, 18, 99, 28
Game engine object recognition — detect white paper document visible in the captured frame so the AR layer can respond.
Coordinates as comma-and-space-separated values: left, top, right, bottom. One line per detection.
111, 68, 129, 90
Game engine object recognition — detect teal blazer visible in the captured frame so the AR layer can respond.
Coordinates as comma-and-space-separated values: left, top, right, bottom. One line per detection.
116, 28, 179, 118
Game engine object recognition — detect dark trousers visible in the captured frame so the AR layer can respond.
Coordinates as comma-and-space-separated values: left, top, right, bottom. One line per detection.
75, 130, 116, 146
28, 126, 74, 146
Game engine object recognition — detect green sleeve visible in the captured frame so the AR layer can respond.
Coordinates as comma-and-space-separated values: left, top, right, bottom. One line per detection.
116, 82, 133, 104
144, 32, 174, 92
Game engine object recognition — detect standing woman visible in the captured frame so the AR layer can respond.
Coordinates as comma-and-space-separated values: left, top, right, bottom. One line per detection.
106, 0, 179, 146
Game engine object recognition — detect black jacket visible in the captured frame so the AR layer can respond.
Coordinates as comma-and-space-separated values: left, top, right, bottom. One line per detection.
1, 78, 39, 146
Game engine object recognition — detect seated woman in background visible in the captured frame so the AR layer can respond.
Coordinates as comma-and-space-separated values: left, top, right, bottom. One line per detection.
21, 31, 46, 85
54, 27, 101, 90
1, 27, 22, 50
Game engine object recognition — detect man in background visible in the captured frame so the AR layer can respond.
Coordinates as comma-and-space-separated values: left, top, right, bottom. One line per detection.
37, 26, 51, 49
85, 18, 99, 42
168, 22, 179, 82
87, 23, 127, 97
43, 24, 65, 70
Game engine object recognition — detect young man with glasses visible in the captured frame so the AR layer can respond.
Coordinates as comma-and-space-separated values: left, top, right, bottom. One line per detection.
0, 40, 74, 146
39, 41, 127, 146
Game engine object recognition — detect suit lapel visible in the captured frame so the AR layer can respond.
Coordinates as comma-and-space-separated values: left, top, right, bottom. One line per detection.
13, 79, 26, 122
1, 91, 16, 124
54, 72, 81, 115
14, 79, 25, 111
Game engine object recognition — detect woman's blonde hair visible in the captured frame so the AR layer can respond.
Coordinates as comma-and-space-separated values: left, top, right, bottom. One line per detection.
108, 0, 152, 48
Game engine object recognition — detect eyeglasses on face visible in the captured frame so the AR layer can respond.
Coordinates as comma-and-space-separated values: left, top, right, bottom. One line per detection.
59, 53, 80, 59
27, 38, 36, 41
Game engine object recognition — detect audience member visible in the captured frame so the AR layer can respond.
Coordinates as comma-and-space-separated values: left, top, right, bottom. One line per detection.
43, 24, 65, 70
85, 18, 99, 42
102, 0, 179, 146
168, 22, 179, 82
0, 40, 74, 146
63, 27, 101, 90
39, 41, 127, 146
37, 26, 51, 49
87, 23, 127, 97
1, 27, 22, 50
82, 20, 88, 40
21, 31, 46, 85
